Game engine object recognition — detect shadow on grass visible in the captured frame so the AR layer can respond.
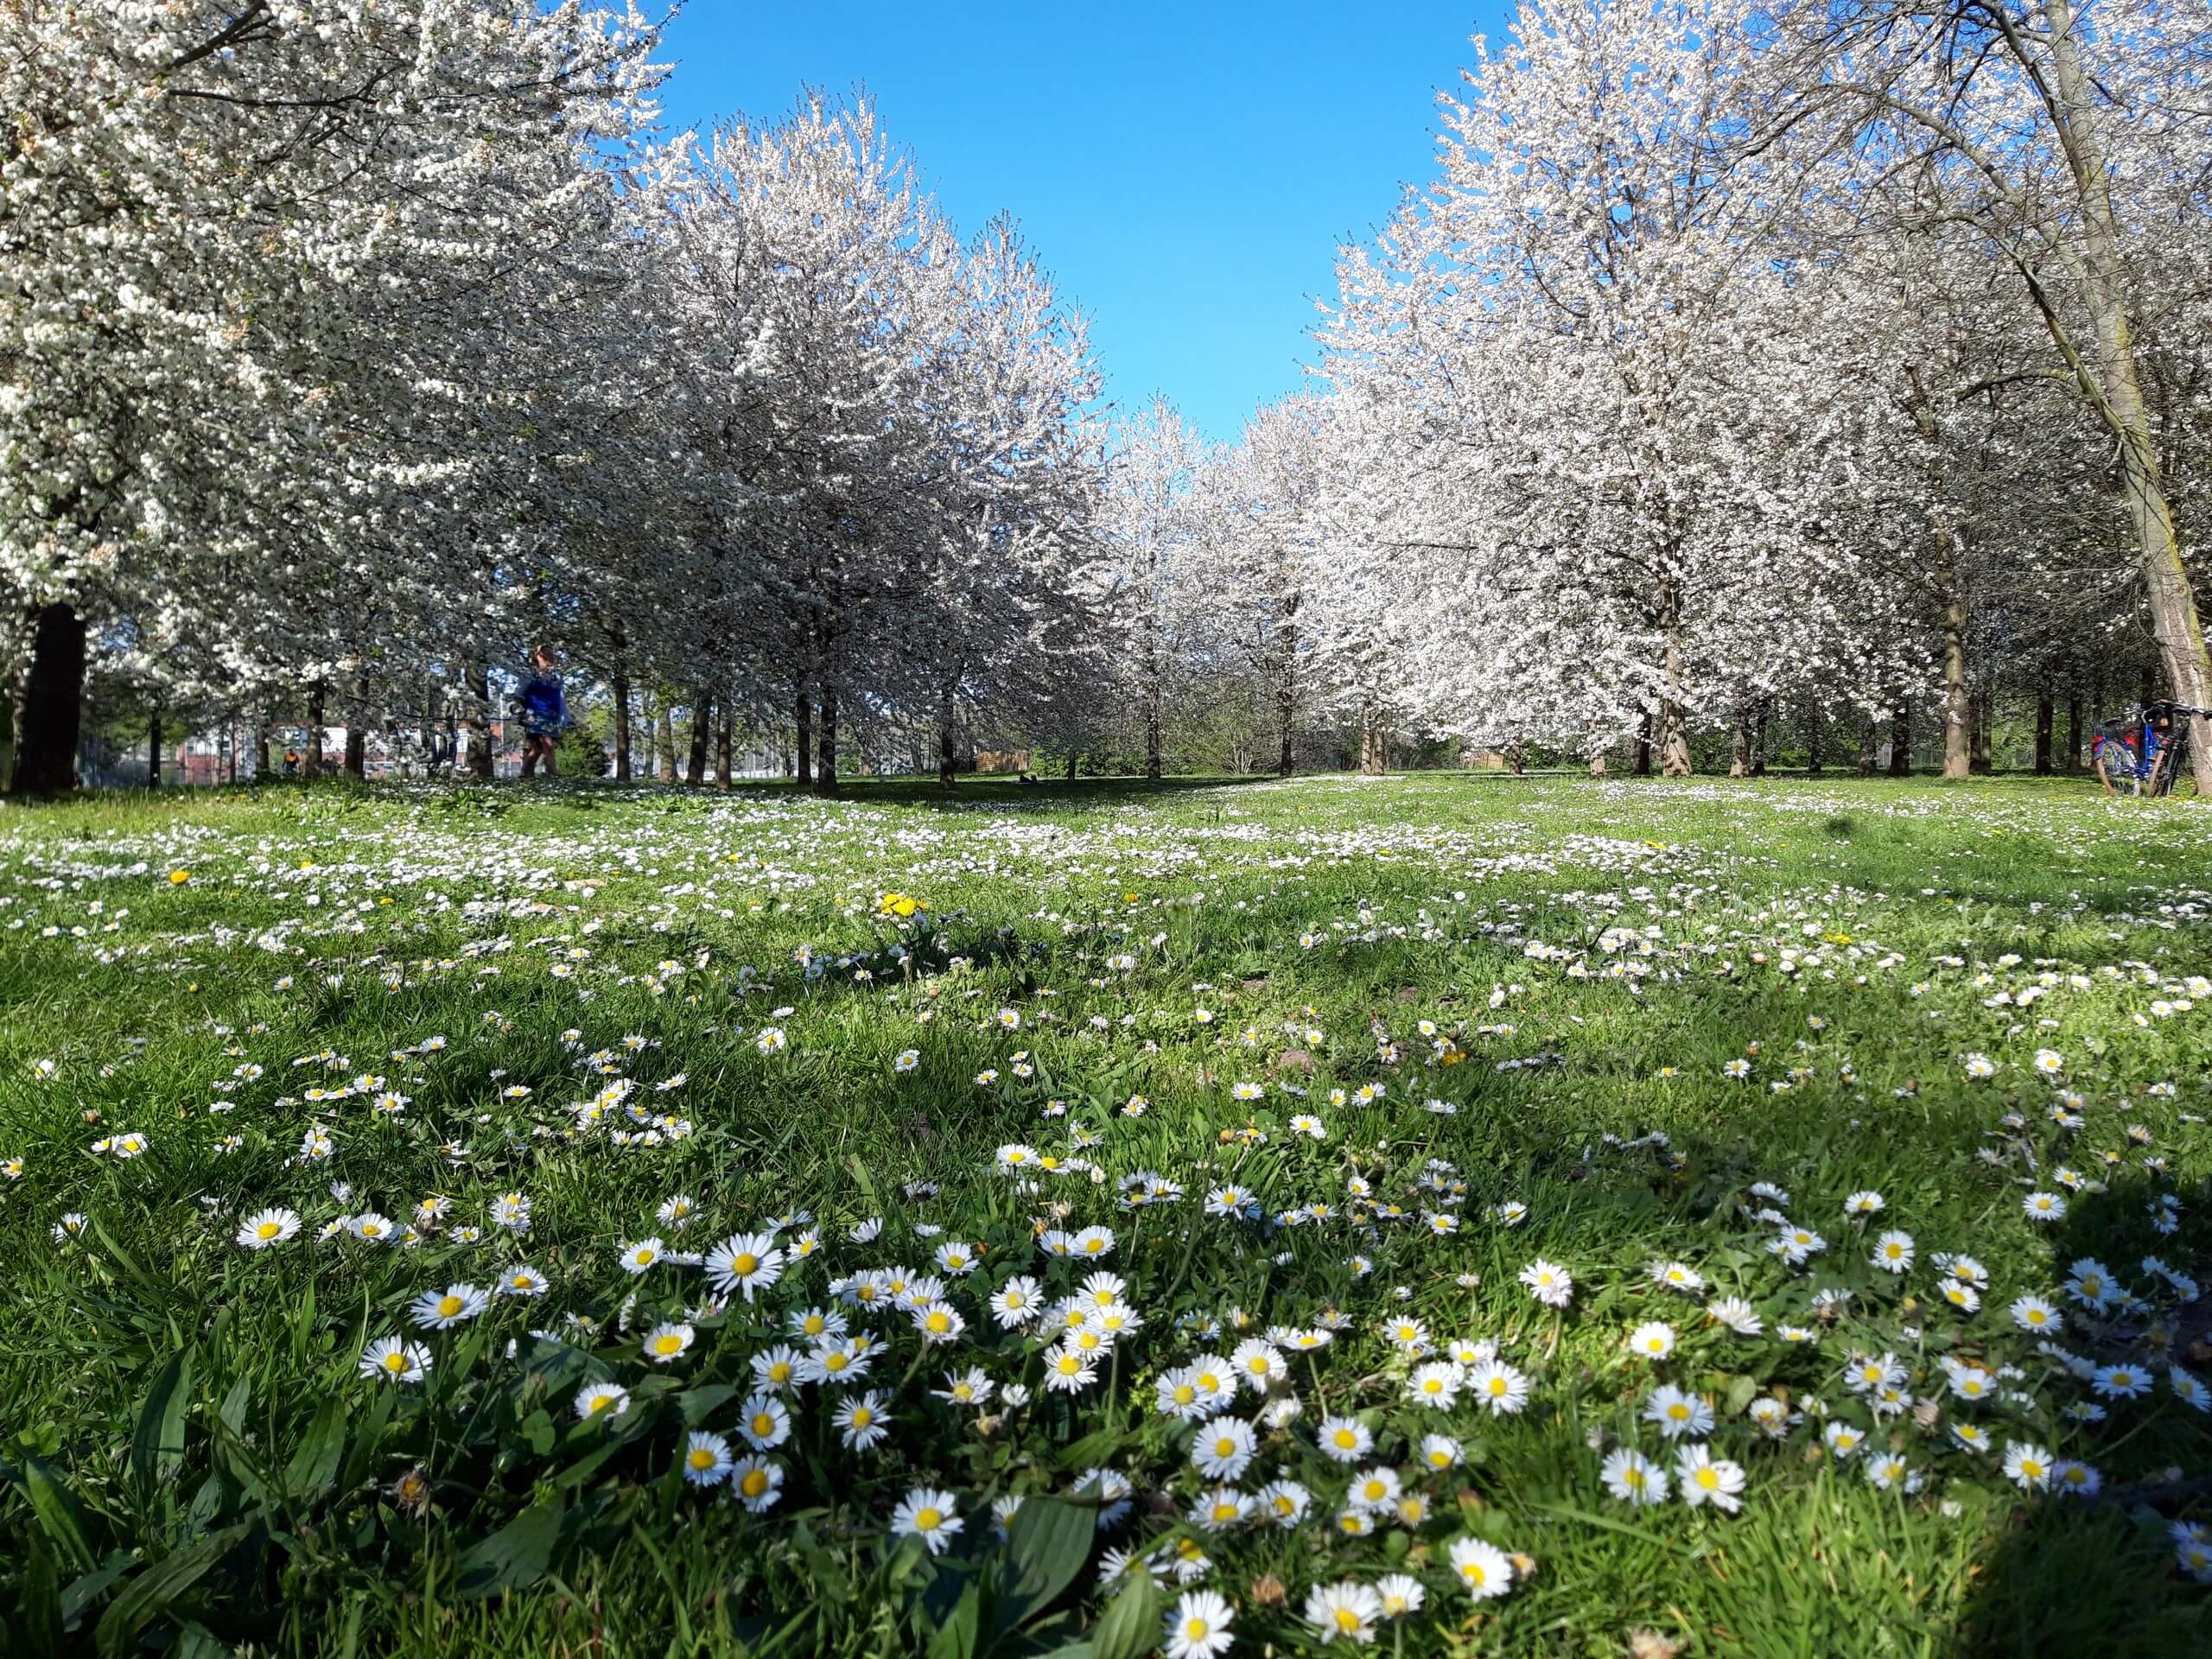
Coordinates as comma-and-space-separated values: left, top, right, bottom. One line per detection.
1948, 1182, 2211, 1659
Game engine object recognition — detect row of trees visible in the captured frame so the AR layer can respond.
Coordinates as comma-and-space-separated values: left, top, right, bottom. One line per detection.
7, 2, 2211, 791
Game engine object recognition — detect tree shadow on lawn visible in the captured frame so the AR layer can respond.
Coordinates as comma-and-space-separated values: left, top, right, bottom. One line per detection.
1947, 1182, 2211, 1659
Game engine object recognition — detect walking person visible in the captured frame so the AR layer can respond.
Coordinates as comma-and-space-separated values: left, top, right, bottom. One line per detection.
516, 645, 572, 779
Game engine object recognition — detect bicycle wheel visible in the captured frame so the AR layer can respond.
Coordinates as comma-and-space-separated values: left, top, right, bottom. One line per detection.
2159, 737, 2198, 798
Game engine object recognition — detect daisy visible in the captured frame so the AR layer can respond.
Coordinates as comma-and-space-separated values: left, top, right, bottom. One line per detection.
1375, 1573, 1425, 1618
1675, 1443, 1745, 1512
643, 1322, 695, 1364
1519, 1259, 1573, 1306
410, 1283, 487, 1330
2022, 1191, 2067, 1222
730, 1456, 784, 1513
1420, 1433, 1463, 1471
834, 1390, 891, 1450
705, 1231, 785, 1301
236, 1207, 302, 1249
1408, 1360, 1463, 1408
619, 1237, 665, 1274
2002, 1441, 2055, 1491
1601, 1446, 1668, 1505
1303, 1580, 1382, 1644
1190, 1415, 1257, 1481
1644, 1385, 1714, 1440
1256, 1478, 1312, 1528
575, 1382, 631, 1422
1228, 1338, 1285, 1388
892, 1487, 963, 1554
1347, 1466, 1401, 1512
1191, 1487, 1250, 1533
681, 1430, 734, 1486
1628, 1321, 1676, 1360
497, 1266, 550, 1298
359, 1336, 430, 1385
1165, 1589, 1235, 1659
1318, 1415, 1373, 1463
1447, 1536, 1516, 1599
738, 1393, 791, 1451
1870, 1230, 1914, 1274
1469, 1358, 1529, 1415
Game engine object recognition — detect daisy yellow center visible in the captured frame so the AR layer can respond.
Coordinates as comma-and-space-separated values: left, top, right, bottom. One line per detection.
257, 1222, 281, 1239
1185, 1618, 1210, 1638
927, 1312, 951, 1333
741, 1470, 768, 1497
1057, 1355, 1080, 1375
437, 1295, 463, 1317
1489, 1377, 1508, 1395
1464, 1563, 1487, 1586
590, 1395, 616, 1414
1429, 1451, 1451, 1467
1214, 1437, 1236, 1456
1083, 1240, 1104, 1253
633, 1250, 653, 1265
654, 1336, 682, 1355
1695, 1467, 1719, 1490
689, 1448, 715, 1470
1333, 1429, 1357, 1447
852, 1407, 873, 1427
1624, 1467, 1646, 1489
1335, 1608, 1363, 1631
383, 1352, 405, 1371
752, 1414, 773, 1437
915, 1506, 942, 1530
824, 1352, 849, 1372
731, 1253, 759, 1275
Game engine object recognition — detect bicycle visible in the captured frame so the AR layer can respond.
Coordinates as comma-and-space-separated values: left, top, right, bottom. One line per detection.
2145, 701, 2209, 798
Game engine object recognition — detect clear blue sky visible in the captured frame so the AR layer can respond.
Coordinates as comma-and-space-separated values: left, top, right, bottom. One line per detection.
649, 1, 1508, 441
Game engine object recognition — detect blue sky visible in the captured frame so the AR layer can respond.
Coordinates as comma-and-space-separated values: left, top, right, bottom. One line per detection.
649, 2, 1508, 441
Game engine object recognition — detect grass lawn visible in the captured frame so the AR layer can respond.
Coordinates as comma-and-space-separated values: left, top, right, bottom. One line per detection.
1, 772, 2208, 1658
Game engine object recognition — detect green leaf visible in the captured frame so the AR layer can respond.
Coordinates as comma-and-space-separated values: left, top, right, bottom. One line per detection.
454, 1500, 563, 1598
1723, 1373, 1759, 1416
89, 1217, 163, 1299
21, 1459, 96, 1573
847, 1154, 879, 1204
337, 1385, 395, 1495
130, 1347, 195, 1491
283, 1398, 347, 1502
95, 1522, 251, 1658
925, 1580, 982, 1659
677, 1384, 738, 1427
60, 1559, 130, 1628
1086, 1572, 1158, 1659
11, 1534, 61, 1652
995, 1496, 1094, 1632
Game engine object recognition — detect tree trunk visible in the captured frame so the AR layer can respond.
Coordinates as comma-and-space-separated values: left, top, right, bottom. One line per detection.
1358, 696, 1388, 775
816, 680, 840, 797
302, 683, 326, 781
462, 662, 493, 780
1632, 707, 1654, 777
2064, 683, 2083, 773
255, 721, 272, 782
8, 602, 86, 796
656, 702, 676, 782
2034, 685, 2055, 774
1887, 700, 1910, 777
148, 708, 162, 789
2041, 0, 2212, 791
342, 726, 365, 780
1938, 578, 1970, 779
1065, 749, 1078, 782
612, 671, 632, 782
938, 681, 957, 788
1729, 716, 1751, 778
1659, 631, 1693, 777
685, 690, 711, 785
1970, 679, 1993, 775
1141, 625, 1163, 782
1275, 593, 1299, 776
1805, 702, 1827, 775
715, 708, 734, 791
1751, 698, 1770, 776
793, 689, 813, 787
1858, 714, 1878, 776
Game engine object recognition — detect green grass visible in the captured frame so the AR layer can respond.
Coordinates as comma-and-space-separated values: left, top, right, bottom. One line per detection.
0, 772, 2207, 1658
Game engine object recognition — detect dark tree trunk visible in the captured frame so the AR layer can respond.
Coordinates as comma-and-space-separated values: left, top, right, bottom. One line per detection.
2035, 685, 2056, 774
1065, 750, 1078, 782
715, 708, 734, 790
1275, 593, 1299, 776
656, 702, 676, 782
1970, 681, 1993, 775
343, 726, 365, 781
816, 681, 840, 796
938, 681, 957, 788
2064, 684, 2084, 773
9, 602, 86, 796
1888, 700, 1910, 777
462, 662, 493, 780
1632, 706, 1653, 777
255, 721, 272, 782
303, 683, 327, 780
685, 690, 711, 785
612, 671, 632, 782
148, 709, 162, 788
793, 689, 813, 787
1805, 702, 1827, 775
1858, 714, 1878, 776
1751, 698, 1770, 776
